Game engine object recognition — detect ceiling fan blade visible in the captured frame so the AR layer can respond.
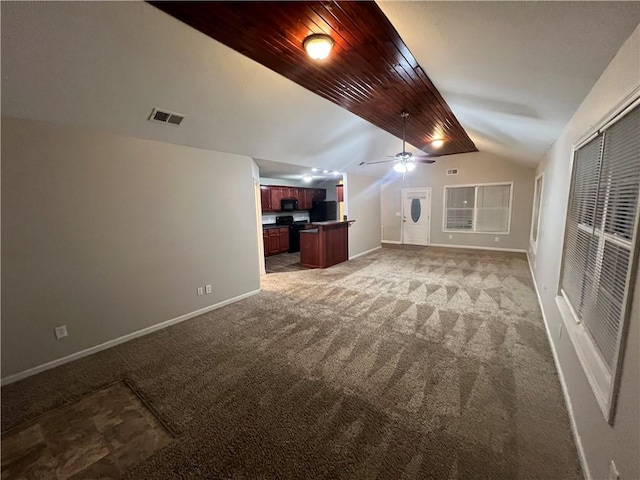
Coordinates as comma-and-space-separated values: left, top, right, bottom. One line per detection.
362, 159, 398, 165
415, 158, 436, 164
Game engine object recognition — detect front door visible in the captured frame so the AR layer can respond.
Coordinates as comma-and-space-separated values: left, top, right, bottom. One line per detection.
402, 188, 431, 246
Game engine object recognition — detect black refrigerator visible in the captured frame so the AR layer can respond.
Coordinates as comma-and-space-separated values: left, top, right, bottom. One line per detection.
309, 201, 338, 222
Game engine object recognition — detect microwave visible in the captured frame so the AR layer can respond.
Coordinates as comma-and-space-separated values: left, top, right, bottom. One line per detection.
281, 198, 298, 211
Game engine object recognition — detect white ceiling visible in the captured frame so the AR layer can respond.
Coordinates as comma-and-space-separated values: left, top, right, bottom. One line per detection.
378, 1, 640, 165
2, 2, 639, 179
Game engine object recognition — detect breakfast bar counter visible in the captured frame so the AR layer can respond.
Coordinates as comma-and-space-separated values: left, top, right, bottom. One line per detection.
300, 220, 355, 269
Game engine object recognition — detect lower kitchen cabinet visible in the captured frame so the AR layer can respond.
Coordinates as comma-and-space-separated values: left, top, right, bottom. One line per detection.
264, 227, 290, 256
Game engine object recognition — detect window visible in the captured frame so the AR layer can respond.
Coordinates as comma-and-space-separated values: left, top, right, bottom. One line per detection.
530, 174, 544, 252
559, 101, 639, 421
444, 183, 512, 233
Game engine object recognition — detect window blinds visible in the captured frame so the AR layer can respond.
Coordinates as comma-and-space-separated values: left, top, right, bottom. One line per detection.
476, 184, 511, 232
561, 104, 639, 369
445, 186, 474, 230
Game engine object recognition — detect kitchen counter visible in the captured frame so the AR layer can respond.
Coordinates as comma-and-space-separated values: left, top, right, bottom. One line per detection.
262, 224, 286, 230
300, 220, 354, 268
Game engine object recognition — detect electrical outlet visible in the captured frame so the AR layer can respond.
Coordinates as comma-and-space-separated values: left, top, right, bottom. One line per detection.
494, 236, 500, 242
608, 460, 619, 480
197, 287, 204, 296
205, 284, 212, 294
54, 325, 68, 339
448, 234, 453, 240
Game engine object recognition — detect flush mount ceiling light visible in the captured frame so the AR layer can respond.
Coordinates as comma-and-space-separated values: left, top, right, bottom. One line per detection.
431, 138, 444, 148
302, 175, 313, 183
303, 33, 334, 60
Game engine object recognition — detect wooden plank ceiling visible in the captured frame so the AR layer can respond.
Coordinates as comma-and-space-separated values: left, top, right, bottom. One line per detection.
149, 1, 477, 158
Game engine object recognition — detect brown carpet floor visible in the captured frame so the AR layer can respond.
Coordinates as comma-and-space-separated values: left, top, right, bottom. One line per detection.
1, 245, 582, 479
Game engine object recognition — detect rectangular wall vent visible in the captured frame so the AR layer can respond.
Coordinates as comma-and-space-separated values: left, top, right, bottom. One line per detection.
446, 168, 459, 176
149, 107, 184, 126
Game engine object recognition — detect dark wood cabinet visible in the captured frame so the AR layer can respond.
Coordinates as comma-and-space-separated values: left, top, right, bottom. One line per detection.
313, 189, 326, 201
260, 186, 272, 211
279, 228, 289, 252
263, 227, 290, 256
336, 184, 344, 202
300, 188, 314, 210
260, 185, 326, 213
269, 187, 282, 212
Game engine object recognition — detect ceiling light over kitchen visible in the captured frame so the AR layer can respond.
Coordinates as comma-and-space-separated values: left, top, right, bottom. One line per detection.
303, 33, 334, 60
302, 175, 313, 183
323, 169, 329, 174
431, 138, 444, 148
312, 168, 319, 172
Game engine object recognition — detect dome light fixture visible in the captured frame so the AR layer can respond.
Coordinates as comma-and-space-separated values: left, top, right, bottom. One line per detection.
431, 138, 444, 148
303, 33, 334, 60
302, 175, 313, 183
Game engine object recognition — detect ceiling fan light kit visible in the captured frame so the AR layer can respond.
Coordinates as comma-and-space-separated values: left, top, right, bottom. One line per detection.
303, 33, 334, 60
360, 111, 436, 174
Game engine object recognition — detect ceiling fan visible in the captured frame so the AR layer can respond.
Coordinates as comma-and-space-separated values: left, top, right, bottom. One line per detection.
359, 112, 436, 173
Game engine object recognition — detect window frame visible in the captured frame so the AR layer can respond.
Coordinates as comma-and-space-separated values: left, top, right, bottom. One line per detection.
530, 174, 544, 253
442, 182, 514, 234
556, 94, 640, 424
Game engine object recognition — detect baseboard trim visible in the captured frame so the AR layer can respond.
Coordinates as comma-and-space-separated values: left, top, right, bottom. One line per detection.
381, 240, 401, 244
349, 246, 382, 260
526, 254, 590, 480
429, 243, 527, 253
1, 289, 262, 386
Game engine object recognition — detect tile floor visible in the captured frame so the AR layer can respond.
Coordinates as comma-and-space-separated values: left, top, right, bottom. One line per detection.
1, 381, 172, 479
264, 251, 308, 274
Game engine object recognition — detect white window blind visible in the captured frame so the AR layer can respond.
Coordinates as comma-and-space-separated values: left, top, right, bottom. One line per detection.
476, 184, 511, 232
444, 183, 512, 233
561, 103, 639, 370
445, 186, 474, 230
531, 175, 543, 245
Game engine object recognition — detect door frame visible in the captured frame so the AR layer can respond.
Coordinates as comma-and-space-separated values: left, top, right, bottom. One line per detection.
401, 187, 431, 246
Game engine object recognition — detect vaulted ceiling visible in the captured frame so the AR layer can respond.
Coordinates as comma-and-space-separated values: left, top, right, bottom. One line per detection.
149, 1, 476, 159
2, 2, 639, 178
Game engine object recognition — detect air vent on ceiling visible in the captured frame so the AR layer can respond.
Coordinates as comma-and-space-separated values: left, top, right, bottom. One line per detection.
446, 168, 459, 176
149, 107, 184, 126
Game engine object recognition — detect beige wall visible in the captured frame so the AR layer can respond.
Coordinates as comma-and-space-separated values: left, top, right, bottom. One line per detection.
531, 24, 640, 480
381, 151, 535, 250
2, 117, 261, 378
344, 173, 381, 258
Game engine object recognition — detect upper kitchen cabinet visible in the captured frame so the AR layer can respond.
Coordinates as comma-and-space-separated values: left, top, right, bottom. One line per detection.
300, 189, 314, 210
260, 186, 272, 211
260, 185, 326, 213
336, 185, 344, 202
269, 187, 283, 212
313, 189, 326, 201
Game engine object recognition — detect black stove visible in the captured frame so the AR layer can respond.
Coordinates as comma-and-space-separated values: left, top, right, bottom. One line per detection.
275, 215, 294, 226
275, 216, 307, 253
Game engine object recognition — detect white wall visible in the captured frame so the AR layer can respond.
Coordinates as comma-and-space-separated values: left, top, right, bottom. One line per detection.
530, 24, 640, 480
1, 117, 261, 378
381, 152, 535, 250
344, 173, 381, 258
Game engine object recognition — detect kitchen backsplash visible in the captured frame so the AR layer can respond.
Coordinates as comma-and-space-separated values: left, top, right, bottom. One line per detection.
262, 212, 310, 225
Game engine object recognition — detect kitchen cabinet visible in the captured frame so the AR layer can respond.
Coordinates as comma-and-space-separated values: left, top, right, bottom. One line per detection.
313, 189, 326, 201
263, 227, 289, 256
269, 187, 283, 212
260, 186, 272, 211
260, 185, 326, 212
336, 184, 344, 202
300, 188, 314, 210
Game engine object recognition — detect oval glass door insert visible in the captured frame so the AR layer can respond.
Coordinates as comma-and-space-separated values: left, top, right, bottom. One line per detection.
410, 198, 421, 223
